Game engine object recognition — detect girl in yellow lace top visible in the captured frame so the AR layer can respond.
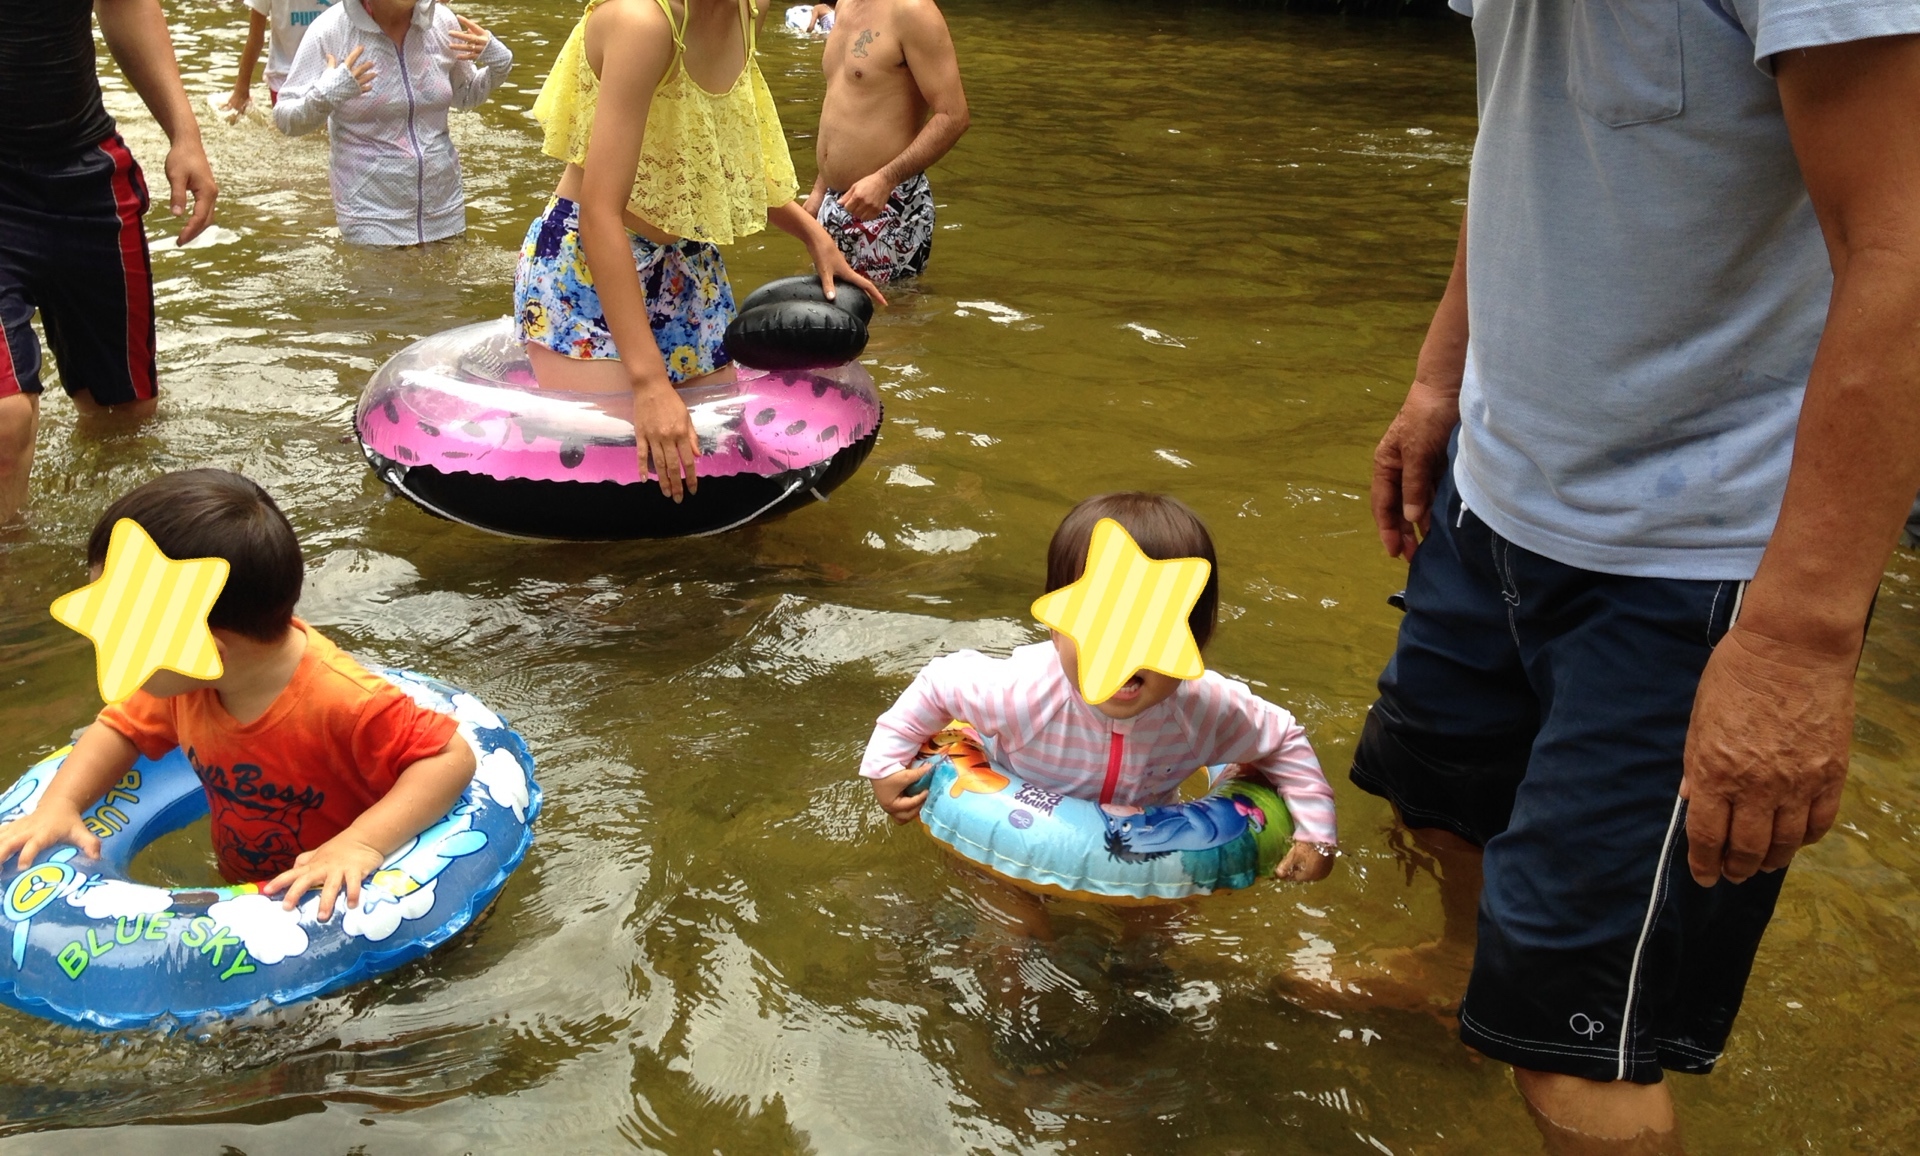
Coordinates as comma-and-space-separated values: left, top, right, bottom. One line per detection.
514, 0, 883, 501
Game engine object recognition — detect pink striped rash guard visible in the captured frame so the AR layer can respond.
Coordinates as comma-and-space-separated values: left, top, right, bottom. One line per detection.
860, 643, 1337, 846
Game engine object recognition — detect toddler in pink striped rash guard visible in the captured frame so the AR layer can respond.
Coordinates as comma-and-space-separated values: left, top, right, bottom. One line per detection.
862, 492, 1338, 884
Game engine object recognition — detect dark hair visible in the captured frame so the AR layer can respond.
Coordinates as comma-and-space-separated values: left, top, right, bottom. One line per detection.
86, 470, 303, 643
1044, 492, 1219, 650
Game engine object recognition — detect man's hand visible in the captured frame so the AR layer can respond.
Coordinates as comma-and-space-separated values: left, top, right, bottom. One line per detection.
164, 138, 218, 246
1681, 626, 1853, 887
262, 833, 386, 920
871, 764, 930, 824
634, 379, 698, 502
95, 0, 219, 244
1371, 380, 1460, 561
836, 171, 894, 222
219, 89, 252, 117
0, 803, 100, 868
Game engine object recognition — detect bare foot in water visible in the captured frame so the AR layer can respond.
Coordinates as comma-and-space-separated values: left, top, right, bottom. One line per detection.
1274, 822, 1484, 1022
1273, 938, 1473, 1025
1353, 938, 1475, 1010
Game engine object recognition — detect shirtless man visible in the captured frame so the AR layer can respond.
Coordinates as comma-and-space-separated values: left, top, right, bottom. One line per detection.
805, 0, 967, 286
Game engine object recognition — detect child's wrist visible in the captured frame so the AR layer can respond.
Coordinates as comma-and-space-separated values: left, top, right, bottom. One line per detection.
1295, 839, 1338, 858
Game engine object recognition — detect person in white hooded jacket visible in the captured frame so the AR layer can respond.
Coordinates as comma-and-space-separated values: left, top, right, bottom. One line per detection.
274, 0, 511, 246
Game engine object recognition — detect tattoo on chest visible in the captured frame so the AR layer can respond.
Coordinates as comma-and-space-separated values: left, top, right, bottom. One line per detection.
851, 28, 875, 57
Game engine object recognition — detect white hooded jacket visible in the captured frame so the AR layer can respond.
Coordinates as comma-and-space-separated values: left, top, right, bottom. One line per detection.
275, 0, 511, 246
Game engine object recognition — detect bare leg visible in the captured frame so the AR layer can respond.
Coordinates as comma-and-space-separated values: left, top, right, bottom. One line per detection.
1277, 816, 1482, 1015
1349, 821, 1482, 1011
948, 860, 1053, 943
939, 862, 1096, 1073
1515, 1069, 1683, 1155
1390, 827, 1682, 1152
70, 392, 157, 421
525, 345, 736, 394
0, 392, 39, 524
1116, 903, 1183, 948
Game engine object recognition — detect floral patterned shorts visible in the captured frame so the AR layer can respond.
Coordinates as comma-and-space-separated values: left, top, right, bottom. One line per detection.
513, 196, 734, 384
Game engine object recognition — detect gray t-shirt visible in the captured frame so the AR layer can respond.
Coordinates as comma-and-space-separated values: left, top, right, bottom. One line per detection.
1450, 0, 1920, 580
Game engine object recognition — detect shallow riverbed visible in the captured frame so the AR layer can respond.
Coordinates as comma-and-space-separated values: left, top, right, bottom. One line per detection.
0, 1, 1914, 1151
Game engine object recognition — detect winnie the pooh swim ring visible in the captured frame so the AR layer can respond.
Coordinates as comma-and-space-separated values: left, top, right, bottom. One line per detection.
0, 670, 538, 1030
911, 730, 1292, 904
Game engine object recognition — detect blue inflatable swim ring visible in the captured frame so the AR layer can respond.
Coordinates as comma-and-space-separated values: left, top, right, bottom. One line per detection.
912, 731, 1293, 904
0, 670, 539, 1030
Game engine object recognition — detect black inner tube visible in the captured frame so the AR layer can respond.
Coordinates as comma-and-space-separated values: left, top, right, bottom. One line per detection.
724, 300, 870, 371
738, 274, 876, 325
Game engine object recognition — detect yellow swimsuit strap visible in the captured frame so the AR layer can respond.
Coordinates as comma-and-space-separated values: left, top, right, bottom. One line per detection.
650, 0, 686, 57
648, 0, 759, 85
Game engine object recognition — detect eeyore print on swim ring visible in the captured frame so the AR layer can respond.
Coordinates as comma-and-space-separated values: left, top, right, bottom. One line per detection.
909, 729, 1294, 904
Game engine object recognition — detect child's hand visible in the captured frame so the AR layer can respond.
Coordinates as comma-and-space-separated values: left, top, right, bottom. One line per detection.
871, 765, 931, 825
219, 90, 252, 117
0, 803, 100, 868
449, 15, 492, 61
633, 379, 698, 502
808, 238, 887, 310
327, 45, 377, 94
262, 834, 387, 921
1274, 841, 1336, 883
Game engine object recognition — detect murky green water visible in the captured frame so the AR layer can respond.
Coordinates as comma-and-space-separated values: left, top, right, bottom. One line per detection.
0, 2, 1915, 1151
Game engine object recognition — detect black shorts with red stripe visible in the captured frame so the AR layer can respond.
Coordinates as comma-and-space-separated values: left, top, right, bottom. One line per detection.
0, 133, 156, 406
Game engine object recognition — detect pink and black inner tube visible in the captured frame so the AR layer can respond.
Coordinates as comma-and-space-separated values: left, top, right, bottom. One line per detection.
354, 319, 883, 540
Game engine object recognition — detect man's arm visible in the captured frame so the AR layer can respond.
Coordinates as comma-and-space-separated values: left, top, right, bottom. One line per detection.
1371, 214, 1467, 560
1682, 33, 1920, 886
833, 0, 969, 220
95, 0, 218, 244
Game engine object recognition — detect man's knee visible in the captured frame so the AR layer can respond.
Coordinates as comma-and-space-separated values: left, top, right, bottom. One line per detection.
70, 390, 157, 420
1514, 1067, 1678, 1151
0, 392, 38, 468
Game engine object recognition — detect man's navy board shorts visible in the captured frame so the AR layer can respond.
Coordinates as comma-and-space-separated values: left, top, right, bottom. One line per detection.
0, 134, 157, 405
1351, 435, 1786, 1085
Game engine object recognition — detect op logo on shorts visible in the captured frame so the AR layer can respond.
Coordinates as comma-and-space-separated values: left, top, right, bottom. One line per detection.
1569, 1012, 1606, 1039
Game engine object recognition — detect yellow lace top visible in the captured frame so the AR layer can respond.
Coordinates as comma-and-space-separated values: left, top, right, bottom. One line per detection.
532, 0, 798, 245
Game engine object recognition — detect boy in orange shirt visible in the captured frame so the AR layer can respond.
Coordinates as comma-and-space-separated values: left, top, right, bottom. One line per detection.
0, 469, 474, 919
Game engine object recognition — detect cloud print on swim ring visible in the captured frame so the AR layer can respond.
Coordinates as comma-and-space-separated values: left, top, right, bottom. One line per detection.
207, 893, 311, 965
451, 693, 531, 821
343, 880, 438, 942
70, 879, 173, 921
473, 747, 530, 821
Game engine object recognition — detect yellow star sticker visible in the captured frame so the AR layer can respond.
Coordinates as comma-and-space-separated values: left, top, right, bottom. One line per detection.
50, 519, 229, 704
1031, 518, 1211, 704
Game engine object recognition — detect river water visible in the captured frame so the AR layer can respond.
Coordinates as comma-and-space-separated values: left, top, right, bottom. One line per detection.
0, 2, 1914, 1151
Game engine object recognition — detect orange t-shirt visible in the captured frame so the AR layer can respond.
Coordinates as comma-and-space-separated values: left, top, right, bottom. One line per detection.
97, 620, 458, 882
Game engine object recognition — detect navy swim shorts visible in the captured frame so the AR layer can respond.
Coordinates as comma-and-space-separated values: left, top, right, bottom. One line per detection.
0, 134, 157, 405
1350, 437, 1786, 1085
